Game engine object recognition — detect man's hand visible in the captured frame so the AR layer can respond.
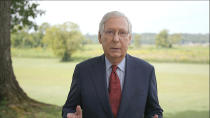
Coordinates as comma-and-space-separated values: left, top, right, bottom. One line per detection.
67, 105, 82, 118
153, 114, 158, 118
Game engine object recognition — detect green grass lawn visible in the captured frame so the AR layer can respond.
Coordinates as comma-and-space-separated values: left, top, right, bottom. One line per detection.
12, 57, 209, 118
11, 44, 209, 63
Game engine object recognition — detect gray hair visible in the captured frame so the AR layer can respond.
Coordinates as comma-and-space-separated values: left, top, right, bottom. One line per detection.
99, 11, 132, 35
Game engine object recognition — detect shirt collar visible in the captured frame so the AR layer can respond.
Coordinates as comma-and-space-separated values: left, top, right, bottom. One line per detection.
105, 56, 125, 72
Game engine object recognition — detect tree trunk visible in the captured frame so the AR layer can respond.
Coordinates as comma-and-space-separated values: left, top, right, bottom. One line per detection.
0, 0, 31, 105
0, 1, 60, 117
62, 50, 71, 62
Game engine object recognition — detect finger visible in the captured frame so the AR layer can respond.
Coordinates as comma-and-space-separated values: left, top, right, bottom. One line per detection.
67, 114, 73, 118
67, 113, 76, 118
67, 113, 71, 118
153, 114, 158, 118
76, 105, 82, 116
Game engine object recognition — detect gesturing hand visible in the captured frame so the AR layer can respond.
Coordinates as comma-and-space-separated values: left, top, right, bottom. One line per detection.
67, 105, 82, 118
153, 114, 158, 118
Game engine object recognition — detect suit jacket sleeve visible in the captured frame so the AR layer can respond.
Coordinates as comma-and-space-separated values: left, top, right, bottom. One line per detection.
144, 67, 163, 118
62, 65, 81, 118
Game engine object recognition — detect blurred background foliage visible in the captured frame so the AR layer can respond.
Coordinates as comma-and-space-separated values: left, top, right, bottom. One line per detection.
11, 22, 209, 63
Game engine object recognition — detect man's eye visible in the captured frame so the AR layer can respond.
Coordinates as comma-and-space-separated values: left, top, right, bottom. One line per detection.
119, 32, 126, 34
106, 31, 114, 34
119, 31, 128, 36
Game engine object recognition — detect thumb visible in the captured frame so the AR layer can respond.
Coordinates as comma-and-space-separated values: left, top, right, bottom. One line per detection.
75, 105, 82, 115
153, 114, 158, 118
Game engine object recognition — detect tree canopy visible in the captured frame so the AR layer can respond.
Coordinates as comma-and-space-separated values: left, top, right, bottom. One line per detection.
11, 0, 44, 32
43, 22, 84, 61
155, 29, 181, 48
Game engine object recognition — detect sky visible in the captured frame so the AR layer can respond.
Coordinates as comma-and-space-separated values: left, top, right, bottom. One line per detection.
35, 1, 209, 35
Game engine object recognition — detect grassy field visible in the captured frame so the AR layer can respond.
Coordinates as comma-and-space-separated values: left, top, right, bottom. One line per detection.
12, 57, 209, 118
11, 44, 209, 63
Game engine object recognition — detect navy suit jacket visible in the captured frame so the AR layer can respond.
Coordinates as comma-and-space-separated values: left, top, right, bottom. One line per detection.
62, 54, 163, 118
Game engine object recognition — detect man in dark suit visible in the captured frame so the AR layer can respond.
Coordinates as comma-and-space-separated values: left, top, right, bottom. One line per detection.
62, 11, 163, 118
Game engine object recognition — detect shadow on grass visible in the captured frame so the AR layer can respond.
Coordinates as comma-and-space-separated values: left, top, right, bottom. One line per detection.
0, 101, 61, 118
165, 110, 209, 118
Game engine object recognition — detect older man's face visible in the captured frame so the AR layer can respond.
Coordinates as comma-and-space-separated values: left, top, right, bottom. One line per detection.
99, 17, 131, 61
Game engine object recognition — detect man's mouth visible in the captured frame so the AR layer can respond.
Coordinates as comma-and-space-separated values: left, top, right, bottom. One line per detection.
111, 48, 120, 49
110, 48, 120, 51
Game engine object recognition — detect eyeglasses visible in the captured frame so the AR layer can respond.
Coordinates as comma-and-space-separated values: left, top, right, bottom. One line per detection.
103, 30, 129, 38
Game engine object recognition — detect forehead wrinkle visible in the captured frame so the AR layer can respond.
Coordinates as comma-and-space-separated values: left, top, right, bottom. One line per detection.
104, 17, 129, 31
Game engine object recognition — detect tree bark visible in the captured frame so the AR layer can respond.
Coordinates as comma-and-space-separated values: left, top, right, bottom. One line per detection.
0, 0, 30, 104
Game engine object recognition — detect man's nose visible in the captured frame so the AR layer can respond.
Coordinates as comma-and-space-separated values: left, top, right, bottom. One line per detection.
113, 33, 120, 42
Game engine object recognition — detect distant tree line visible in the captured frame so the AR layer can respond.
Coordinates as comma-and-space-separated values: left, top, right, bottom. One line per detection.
11, 22, 49, 48
11, 23, 209, 60
84, 32, 209, 45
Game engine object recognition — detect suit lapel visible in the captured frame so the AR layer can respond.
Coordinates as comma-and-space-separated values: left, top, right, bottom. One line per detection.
118, 54, 137, 118
89, 55, 113, 118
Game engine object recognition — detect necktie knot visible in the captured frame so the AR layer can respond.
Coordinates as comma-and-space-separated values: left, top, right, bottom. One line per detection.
111, 65, 117, 72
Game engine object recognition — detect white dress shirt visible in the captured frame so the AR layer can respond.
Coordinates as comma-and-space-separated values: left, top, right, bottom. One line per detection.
105, 56, 126, 90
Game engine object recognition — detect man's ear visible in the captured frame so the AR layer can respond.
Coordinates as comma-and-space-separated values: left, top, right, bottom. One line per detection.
98, 32, 102, 44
